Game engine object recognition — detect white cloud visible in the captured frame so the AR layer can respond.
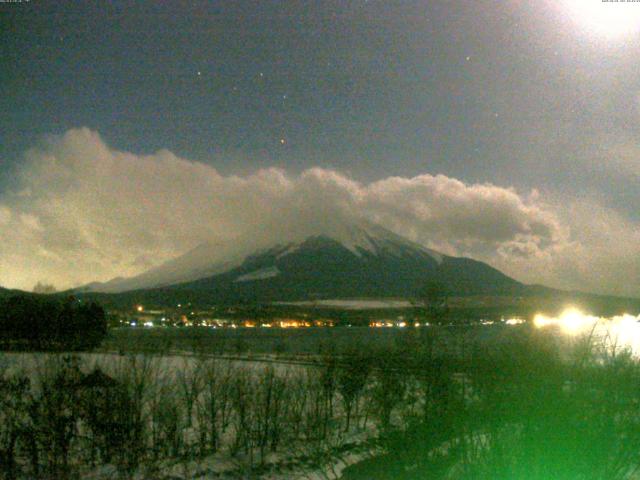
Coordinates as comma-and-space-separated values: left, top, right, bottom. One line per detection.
0, 205, 11, 225
0, 128, 637, 297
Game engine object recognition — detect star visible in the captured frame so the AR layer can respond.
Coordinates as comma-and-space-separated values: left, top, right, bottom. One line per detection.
466, 56, 471, 61
197, 71, 202, 76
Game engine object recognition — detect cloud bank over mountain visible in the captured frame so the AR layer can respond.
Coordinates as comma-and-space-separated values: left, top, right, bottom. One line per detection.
0, 128, 637, 297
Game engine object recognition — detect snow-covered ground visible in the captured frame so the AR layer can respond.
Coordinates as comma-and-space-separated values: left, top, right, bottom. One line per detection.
0, 351, 384, 479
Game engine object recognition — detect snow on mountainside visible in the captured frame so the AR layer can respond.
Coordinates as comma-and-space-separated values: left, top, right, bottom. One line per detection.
234, 266, 281, 282
84, 222, 449, 293
85, 241, 252, 293
175, 228, 522, 300
332, 222, 443, 262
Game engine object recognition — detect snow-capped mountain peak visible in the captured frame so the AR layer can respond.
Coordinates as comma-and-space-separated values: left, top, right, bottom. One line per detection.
301, 221, 443, 263
84, 222, 445, 293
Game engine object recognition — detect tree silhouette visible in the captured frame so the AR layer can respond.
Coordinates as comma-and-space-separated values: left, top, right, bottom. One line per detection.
417, 281, 450, 326
0, 295, 107, 350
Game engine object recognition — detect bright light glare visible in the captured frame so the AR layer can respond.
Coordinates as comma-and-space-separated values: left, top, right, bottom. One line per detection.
564, 0, 640, 38
559, 308, 594, 334
505, 318, 525, 326
534, 308, 640, 356
533, 313, 554, 329
533, 308, 596, 333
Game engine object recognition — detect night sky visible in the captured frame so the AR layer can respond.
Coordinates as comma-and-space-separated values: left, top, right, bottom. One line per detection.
1, 0, 639, 296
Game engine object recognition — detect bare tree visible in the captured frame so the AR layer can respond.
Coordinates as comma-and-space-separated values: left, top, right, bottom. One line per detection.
31, 355, 83, 479
195, 359, 233, 455
285, 371, 309, 440
149, 380, 184, 459
110, 354, 158, 478
0, 373, 30, 480
337, 352, 370, 432
176, 357, 204, 428
229, 367, 256, 464
370, 357, 406, 431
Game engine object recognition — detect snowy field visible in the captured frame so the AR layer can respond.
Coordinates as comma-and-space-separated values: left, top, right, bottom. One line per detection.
3, 314, 640, 479
0, 350, 389, 479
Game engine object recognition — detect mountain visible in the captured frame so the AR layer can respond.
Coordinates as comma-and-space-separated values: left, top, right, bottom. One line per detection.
179, 236, 524, 302
81, 242, 251, 293
83, 223, 525, 302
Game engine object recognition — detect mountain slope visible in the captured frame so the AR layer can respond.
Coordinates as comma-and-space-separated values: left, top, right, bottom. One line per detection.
85, 222, 446, 293
83, 241, 251, 293
174, 234, 523, 301
82, 223, 525, 304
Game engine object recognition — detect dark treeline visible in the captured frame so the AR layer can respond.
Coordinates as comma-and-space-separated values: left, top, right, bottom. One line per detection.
0, 295, 107, 351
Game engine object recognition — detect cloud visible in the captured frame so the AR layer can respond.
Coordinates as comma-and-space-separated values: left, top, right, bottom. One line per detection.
359, 175, 563, 256
0, 128, 637, 297
0, 205, 11, 225
496, 199, 640, 299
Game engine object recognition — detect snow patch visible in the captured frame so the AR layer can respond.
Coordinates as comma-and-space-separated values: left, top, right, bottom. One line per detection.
270, 222, 444, 264
235, 266, 281, 282
322, 222, 444, 264
276, 243, 300, 259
